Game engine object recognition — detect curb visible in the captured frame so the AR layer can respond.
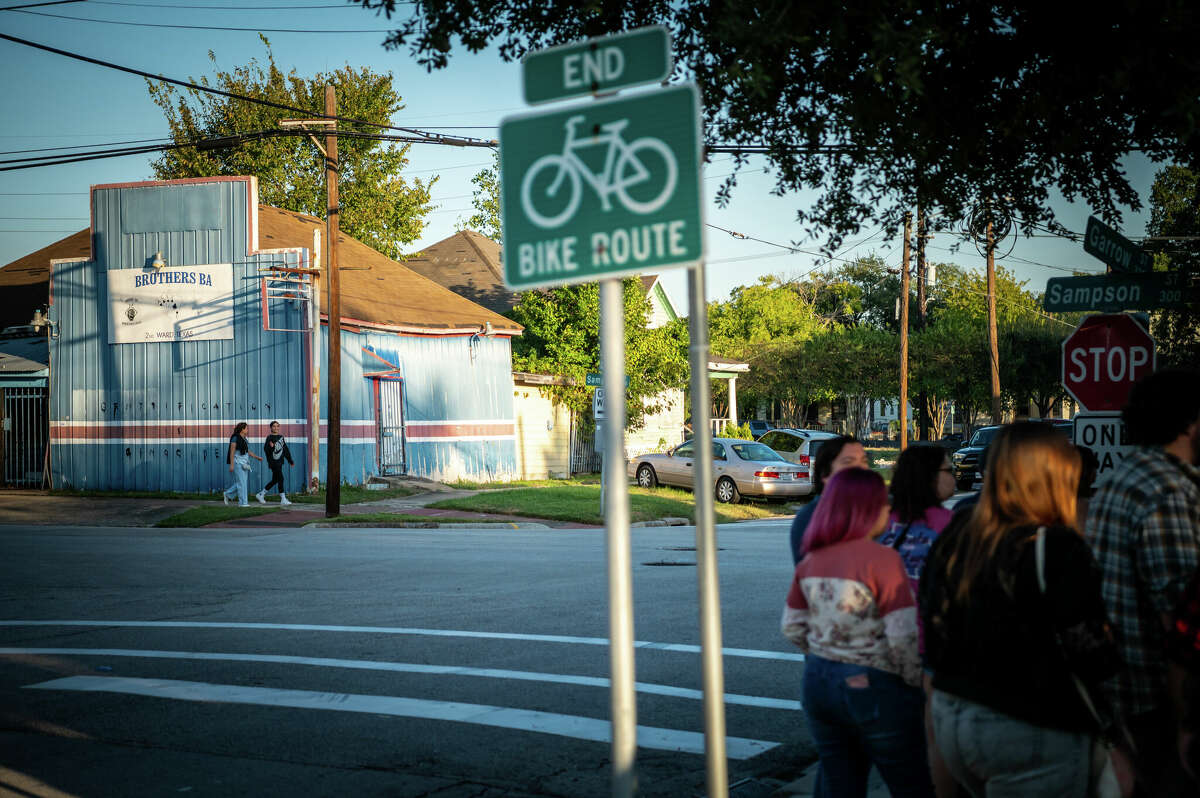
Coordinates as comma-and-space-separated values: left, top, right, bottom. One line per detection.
305, 521, 552, 529
630, 517, 690, 528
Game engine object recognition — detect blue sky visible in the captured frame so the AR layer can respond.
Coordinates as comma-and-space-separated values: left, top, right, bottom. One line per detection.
0, 1, 1160, 312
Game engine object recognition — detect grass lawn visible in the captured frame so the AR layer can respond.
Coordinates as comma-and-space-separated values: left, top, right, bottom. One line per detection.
155, 506, 279, 527
447, 475, 601, 490
304, 513, 509, 526
428, 484, 797, 525
52, 489, 219, 500
285, 484, 422, 504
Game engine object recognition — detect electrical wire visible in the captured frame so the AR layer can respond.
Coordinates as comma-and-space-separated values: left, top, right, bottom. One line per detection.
0, 32, 495, 148
13, 7, 401, 32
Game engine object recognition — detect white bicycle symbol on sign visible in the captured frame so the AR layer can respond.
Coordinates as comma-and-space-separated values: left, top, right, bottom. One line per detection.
520, 114, 678, 229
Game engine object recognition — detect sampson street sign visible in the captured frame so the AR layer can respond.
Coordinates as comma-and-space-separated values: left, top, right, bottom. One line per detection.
1083, 215, 1152, 273
499, 83, 703, 290
1043, 271, 1199, 312
586, 372, 629, 388
522, 26, 672, 105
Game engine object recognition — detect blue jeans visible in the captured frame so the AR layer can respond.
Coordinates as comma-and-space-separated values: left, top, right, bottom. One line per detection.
802, 655, 935, 798
930, 690, 1090, 798
224, 453, 250, 506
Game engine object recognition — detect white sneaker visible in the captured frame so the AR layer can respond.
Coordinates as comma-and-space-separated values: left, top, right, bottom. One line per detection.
280, 494, 291, 506
223, 493, 229, 506
255, 491, 265, 504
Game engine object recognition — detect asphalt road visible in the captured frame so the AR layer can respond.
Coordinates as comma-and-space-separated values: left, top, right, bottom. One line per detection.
0, 519, 815, 797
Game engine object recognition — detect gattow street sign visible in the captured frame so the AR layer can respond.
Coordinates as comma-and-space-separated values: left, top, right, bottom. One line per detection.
1061, 313, 1156, 412
1083, 216, 1152, 273
499, 83, 704, 290
522, 26, 672, 105
1042, 271, 1199, 312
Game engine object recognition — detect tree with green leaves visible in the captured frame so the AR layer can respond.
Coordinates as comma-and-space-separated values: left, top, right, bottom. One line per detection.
147, 38, 435, 261
508, 279, 689, 430
353, 1, 1200, 250
1146, 165, 1200, 369
460, 151, 501, 242
800, 326, 900, 438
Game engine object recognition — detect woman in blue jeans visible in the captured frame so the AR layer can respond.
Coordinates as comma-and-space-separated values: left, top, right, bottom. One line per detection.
783, 468, 935, 798
222, 422, 263, 506
918, 423, 1120, 797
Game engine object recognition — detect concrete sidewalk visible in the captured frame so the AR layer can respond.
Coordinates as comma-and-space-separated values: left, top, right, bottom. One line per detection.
0, 487, 599, 530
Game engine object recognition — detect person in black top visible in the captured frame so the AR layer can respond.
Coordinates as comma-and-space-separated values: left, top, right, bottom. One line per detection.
256, 420, 294, 506
919, 423, 1121, 797
222, 422, 263, 507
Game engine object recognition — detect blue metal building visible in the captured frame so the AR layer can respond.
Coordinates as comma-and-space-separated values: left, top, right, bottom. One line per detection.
4, 176, 521, 491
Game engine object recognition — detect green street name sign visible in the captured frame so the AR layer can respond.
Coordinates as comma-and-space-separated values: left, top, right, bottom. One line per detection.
586, 372, 629, 388
1083, 216, 1152, 273
499, 82, 704, 289
522, 26, 672, 105
1043, 272, 1198, 312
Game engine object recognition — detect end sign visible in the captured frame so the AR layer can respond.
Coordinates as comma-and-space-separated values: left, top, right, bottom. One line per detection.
522, 26, 672, 105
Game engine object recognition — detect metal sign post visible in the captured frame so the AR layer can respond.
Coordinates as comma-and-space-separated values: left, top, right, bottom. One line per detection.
599, 278, 636, 797
688, 263, 728, 796
502, 28, 712, 796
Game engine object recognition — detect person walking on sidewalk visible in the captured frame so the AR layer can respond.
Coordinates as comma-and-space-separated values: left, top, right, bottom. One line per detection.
783, 467, 935, 798
257, 420, 294, 506
223, 422, 263, 507
1086, 368, 1200, 797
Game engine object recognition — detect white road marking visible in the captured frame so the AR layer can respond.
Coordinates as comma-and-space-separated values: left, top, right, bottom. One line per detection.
0, 621, 805, 662
0, 648, 803, 711
27, 675, 781, 759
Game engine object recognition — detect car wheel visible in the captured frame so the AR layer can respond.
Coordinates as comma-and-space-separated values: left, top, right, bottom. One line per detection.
715, 476, 741, 504
636, 464, 658, 489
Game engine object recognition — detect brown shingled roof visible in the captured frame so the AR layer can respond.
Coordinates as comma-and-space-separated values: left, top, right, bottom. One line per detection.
0, 210, 521, 336
0, 229, 90, 287
258, 207, 520, 334
401, 229, 520, 315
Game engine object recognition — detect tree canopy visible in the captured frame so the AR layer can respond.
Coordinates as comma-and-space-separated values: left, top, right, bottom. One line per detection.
508, 280, 688, 429
353, 0, 1200, 250
1146, 165, 1200, 369
147, 39, 435, 260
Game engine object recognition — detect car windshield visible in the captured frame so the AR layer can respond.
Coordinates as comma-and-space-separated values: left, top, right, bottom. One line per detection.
969, 427, 999, 447
730, 442, 786, 462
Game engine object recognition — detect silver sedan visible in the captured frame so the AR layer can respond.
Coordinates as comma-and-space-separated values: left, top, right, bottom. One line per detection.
627, 437, 808, 503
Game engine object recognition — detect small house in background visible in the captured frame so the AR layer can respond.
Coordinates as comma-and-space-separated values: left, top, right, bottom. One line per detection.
407, 230, 689, 476
0, 176, 521, 491
0, 330, 49, 487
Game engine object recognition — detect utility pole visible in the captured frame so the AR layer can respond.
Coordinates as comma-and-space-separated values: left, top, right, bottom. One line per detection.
324, 84, 342, 518
915, 205, 930, 441
898, 211, 912, 450
986, 213, 1002, 425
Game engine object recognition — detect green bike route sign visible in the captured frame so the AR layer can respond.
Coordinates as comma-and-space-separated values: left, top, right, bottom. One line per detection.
499, 82, 704, 290
522, 26, 672, 105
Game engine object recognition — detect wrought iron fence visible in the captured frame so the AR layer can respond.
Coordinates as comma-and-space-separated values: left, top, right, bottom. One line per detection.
2, 387, 47, 488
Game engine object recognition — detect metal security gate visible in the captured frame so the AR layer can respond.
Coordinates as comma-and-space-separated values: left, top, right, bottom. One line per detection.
377, 379, 406, 475
569, 414, 601, 475
1, 387, 48, 488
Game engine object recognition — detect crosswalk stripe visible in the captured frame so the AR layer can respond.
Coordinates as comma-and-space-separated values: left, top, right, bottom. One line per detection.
27, 675, 782, 760
0, 621, 806, 662
0, 648, 803, 711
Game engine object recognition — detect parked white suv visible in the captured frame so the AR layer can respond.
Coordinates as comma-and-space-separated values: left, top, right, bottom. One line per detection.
755, 428, 843, 496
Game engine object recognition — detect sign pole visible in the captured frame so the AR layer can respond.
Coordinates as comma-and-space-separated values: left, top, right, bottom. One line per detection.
600, 278, 636, 797
687, 263, 729, 796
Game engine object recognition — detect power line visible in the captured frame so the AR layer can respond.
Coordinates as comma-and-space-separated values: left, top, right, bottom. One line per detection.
0, 33, 494, 148
0, 136, 172, 156
88, 1, 358, 8
13, 7, 400, 32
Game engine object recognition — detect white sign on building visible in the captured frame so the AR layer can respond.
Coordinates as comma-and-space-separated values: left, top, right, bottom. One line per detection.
107, 264, 234, 344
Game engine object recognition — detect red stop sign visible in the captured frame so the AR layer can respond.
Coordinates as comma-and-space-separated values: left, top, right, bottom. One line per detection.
1061, 313, 1156, 412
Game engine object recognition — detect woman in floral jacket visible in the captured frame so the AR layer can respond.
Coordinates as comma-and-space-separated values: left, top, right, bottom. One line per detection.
783, 467, 934, 798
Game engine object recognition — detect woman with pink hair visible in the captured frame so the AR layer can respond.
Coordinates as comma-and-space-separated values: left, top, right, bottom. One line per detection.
783, 467, 934, 798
